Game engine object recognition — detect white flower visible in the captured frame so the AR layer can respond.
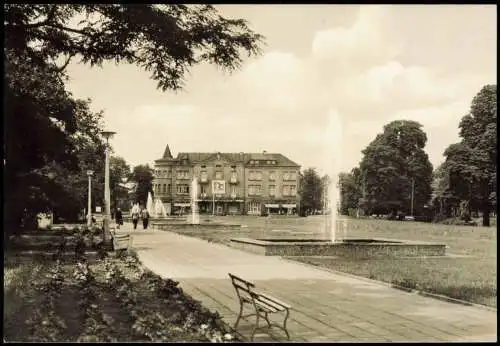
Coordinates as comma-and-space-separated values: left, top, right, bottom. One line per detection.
224, 333, 233, 340
200, 324, 208, 330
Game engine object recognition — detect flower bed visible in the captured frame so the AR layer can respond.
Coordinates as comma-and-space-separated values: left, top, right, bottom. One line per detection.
4, 246, 236, 342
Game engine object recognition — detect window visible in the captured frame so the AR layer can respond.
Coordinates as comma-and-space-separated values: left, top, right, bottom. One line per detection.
163, 184, 167, 193
177, 184, 189, 194
230, 171, 238, 182
283, 185, 291, 196
201, 165, 206, 168
283, 171, 296, 181
230, 185, 236, 197
215, 171, 223, 180
216, 164, 222, 168
267, 160, 271, 164
290, 185, 297, 196
201, 185, 208, 195
269, 171, 276, 181
248, 202, 261, 215
269, 185, 276, 196
167, 184, 171, 194
200, 171, 208, 182
231, 165, 236, 169
249, 171, 262, 181
176, 170, 189, 179
248, 185, 262, 196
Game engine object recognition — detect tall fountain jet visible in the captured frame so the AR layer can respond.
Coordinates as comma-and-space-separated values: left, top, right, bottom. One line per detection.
146, 192, 154, 216
189, 177, 200, 225
325, 109, 343, 243
154, 198, 167, 218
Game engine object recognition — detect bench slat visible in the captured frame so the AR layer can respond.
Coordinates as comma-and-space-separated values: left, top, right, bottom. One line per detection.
229, 273, 255, 288
114, 236, 131, 241
253, 298, 279, 313
233, 282, 252, 293
255, 291, 291, 309
254, 295, 287, 311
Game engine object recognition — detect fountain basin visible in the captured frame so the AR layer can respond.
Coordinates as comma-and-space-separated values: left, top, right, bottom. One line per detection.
230, 237, 446, 258
151, 221, 241, 231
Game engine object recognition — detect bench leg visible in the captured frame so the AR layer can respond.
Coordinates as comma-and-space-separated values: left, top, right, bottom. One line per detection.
283, 308, 290, 340
234, 302, 244, 329
250, 313, 260, 341
263, 312, 271, 327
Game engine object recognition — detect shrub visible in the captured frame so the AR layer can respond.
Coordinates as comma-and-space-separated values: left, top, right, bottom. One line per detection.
438, 217, 478, 226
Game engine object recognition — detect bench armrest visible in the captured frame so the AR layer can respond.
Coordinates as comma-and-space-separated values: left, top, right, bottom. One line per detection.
254, 291, 291, 309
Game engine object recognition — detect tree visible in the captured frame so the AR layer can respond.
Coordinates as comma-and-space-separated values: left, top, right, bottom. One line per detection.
4, 4, 263, 229
430, 162, 462, 220
444, 85, 497, 226
299, 168, 323, 214
339, 168, 362, 216
359, 120, 433, 216
130, 165, 154, 206
109, 156, 132, 211
4, 4, 263, 91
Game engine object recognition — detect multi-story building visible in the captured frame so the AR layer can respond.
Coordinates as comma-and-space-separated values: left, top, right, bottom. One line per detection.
152, 145, 301, 216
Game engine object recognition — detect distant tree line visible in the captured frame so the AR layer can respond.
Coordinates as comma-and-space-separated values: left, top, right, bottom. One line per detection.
299, 85, 496, 227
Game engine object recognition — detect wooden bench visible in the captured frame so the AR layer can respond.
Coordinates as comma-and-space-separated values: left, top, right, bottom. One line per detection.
110, 229, 132, 251
228, 273, 291, 341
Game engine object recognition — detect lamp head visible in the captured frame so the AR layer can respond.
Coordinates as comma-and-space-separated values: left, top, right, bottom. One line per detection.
101, 130, 116, 142
87, 170, 94, 177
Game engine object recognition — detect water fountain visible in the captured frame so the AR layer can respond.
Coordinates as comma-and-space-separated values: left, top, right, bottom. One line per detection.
146, 192, 154, 216
154, 198, 167, 218
187, 177, 200, 225
149, 177, 240, 231
230, 109, 446, 258
325, 108, 343, 243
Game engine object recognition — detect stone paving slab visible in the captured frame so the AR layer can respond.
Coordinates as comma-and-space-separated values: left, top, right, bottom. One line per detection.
117, 225, 497, 342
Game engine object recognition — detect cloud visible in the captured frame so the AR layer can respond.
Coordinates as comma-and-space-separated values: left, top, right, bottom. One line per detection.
229, 51, 317, 112
311, 6, 400, 70
340, 61, 465, 112
65, 5, 495, 174
203, 6, 492, 173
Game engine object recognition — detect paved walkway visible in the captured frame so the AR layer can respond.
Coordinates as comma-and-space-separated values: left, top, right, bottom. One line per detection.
117, 224, 497, 342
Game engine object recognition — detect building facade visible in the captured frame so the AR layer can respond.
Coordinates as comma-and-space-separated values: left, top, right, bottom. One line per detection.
152, 145, 301, 216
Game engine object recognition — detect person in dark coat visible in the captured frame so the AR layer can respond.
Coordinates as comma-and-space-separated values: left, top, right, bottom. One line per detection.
115, 208, 123, 229
141, 208, 150, 230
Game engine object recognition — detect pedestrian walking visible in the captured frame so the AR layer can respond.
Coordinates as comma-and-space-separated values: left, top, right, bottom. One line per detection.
115, 208, 123, 229
141, 208, 150, 230
131, 204, 140, 230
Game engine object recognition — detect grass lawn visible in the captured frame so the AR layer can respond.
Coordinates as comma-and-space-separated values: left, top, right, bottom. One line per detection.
4, 248, 236, 342
168, 215, 497, 308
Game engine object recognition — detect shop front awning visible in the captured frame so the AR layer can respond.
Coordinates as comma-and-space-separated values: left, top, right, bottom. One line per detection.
174, 203, 190, 207
282, 204, 297, 208
202, 200, 244, 202
265, 204, 280, 208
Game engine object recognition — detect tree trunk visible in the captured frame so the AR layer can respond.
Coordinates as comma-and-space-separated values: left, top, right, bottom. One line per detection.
482, 200, 491, 227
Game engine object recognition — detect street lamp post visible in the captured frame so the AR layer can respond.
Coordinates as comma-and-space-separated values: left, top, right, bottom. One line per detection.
101, 130, 116, 243
87, 170, 94, 227
410, 177, 415, 217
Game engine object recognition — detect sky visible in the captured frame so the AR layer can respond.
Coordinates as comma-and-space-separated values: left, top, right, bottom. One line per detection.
65, 5, 496, 176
